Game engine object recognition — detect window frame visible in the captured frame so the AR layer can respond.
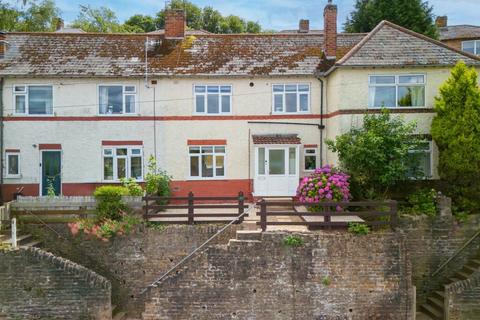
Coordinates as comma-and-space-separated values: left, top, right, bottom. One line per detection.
188, 145, 227, 180
303, 147, 318, 172
368, 74, 427, 109
408, 140, 433, 179
13, 84, 54, 116
462, 40, 480, 55
193, 84, 233, 116
102, 146, 144, 182
97, 84, 138, 116
5, 151, 21, 178
271, 83, 311, 114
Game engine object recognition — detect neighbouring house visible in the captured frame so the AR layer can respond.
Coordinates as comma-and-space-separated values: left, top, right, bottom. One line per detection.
437, 16, 480, 55
1, 1, 480, 201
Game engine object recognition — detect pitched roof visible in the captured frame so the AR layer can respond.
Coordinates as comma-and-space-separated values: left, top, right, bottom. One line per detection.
147, 29, 212, 35
252, 134, 301, 145
0, 32, 363, 77
439, 25, 480, 41
337, 21, 480, 68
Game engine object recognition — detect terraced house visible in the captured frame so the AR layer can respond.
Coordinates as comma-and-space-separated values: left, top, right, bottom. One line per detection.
1, 1, 480, 201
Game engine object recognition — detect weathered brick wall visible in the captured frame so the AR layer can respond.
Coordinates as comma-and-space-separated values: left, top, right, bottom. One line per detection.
143, 232, 413, 320
0, 247, 111, 320
446, 270, 480, 320
398, 215, 480, 305
24, 223, 240, 316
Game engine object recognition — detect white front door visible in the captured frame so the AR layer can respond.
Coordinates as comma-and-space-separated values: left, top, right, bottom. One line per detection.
254, 146, 299, 196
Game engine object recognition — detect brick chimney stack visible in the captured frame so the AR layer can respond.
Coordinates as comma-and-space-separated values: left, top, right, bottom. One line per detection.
299, 19, 310, 33
165, 9, 186, 39
436, 16, 448, 28
323, 0, 337, 60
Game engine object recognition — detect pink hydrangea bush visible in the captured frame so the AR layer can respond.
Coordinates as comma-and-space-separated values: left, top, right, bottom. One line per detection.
296, 165, 351, 212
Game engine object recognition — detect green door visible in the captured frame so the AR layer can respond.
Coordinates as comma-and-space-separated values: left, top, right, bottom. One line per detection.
41, 151, 61, 196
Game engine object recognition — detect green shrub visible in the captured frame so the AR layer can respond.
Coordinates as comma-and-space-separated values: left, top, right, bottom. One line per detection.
348, 223, 370, 235
145, 155, 171, 197
401, 189, 438, 217
282, 235, 304, 247
93, 186, 130, 221
121, 178, 144, 196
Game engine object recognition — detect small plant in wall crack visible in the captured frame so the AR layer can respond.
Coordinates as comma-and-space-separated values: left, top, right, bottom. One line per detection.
46, 178, 56, 197
322, 276, 331, 286
348, 223, 370, 235
282, 235, 304, 247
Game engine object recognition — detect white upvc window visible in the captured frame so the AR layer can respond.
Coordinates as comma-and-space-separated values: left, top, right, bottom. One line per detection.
99, 85, 137, 115
407, 141, 433, 179
194, 85, 232, 115
272, 84, 310, 113
304, 148, 318, 171
369, 75, 426, 108
462, 40, 480, 55
189, 146, 226, 179
5, 151, 20, 178
103, 147, 143, 181
14, 85, 53, 115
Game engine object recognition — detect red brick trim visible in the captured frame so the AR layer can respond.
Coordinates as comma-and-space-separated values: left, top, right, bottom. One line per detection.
39, 144, 61, 150
5, 149, 20, 153
304, 144, 318, 148
102, 140, 143, 146
187, 139, 227, 146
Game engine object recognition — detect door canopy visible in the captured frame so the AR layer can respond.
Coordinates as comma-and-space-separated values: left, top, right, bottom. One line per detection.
252, 134, 301, 145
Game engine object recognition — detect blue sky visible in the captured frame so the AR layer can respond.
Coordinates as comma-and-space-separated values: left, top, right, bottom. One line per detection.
17, 0, 480, 31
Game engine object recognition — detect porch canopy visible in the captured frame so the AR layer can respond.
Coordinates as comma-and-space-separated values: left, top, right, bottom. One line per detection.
252, 134, 301, 145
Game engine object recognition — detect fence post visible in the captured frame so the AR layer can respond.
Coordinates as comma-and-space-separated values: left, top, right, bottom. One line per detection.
238, 191, 245, 223
188, 192, 194, 225
144, 196, 148, 221
260, 199, 267, 232
11, 217, 17, 248
390, 200, 398, 230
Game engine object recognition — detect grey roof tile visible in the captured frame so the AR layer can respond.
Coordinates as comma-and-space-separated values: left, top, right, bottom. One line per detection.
439, 25, 480, 41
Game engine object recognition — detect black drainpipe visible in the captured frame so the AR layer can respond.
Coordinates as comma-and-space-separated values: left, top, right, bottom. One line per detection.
317, 77, 325, 167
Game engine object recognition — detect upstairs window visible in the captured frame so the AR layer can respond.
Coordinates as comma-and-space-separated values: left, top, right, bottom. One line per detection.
103, 147, 143, 181
272, 84, 310, 113
14, 85, 53, 115
194, 85, 232, 114
189, 146, 226, 179
407, 141, 432, 179
369, 75, 425, 108
5, 151, 20, 178
462, 40, 480, 55
99, 85, 136, 115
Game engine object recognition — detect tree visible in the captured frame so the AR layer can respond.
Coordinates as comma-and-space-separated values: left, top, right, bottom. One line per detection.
221, 15, 246, 34
71, 5, 129, 33
0, 0, 60, 32
202, 6, 223, 33
326, 110, 421, 199
431, 61, 480, 213
344, 0, 438, 38
124, 14, 156, 33
246, 21, 261, 33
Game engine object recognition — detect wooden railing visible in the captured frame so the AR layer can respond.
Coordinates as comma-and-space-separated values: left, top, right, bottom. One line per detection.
143, 191, 249, 224
257, 200, 398, 231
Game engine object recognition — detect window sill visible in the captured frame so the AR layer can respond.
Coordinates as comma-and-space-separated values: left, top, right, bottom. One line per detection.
272, 112, 311, 115
5, 174, 22, 179
186, 177, 228, 181
192, 113, 233, 116
98, 114, 139, 117
367, 106, 430, 110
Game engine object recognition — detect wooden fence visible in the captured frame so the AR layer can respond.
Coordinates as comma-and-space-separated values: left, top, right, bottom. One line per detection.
144, 191, 248, 224
257, 200, 398, 231
0, 202, 12, 229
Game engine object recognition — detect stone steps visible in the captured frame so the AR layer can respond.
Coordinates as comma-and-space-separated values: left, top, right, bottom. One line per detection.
0, 233, 42, 248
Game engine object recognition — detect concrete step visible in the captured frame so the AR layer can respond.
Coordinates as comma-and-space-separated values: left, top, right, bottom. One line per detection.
21, 240, 42, 248
241, 221, 259, 231
228, 239, 262, 248
236, 230, 262, 241
1, 234, 33, 246
432, 291, 445, 301
419, 303, 442, 320
469, 259, 480, 267
427, 297, 444, 313
113, 311, 126, 320
455, 270, 471, 279
464, 264, 478, 273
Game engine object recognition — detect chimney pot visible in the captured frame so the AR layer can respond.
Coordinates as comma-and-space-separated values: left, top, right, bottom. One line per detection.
436, 16, 448, 28
165, 9, 186, 39
324, 1, 337, 59
299, 19, 310, 33
55, 18, 64, 31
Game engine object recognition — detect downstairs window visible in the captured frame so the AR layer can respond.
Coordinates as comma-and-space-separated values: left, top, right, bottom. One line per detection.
189, 146, 226, 179
103, 147, 143, 181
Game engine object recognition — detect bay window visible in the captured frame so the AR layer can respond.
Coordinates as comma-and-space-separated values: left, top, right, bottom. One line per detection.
272, 84, 310, 113
194, 85, 232, 114
14, 85, 53, 115
103, 147, 143, 181
99, 85, 136, 115
369, 75, 425, 108
189, 146, 226, 179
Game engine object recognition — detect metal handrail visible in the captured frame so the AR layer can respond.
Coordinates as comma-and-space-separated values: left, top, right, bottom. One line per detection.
138, 209, 250, 296
431, 228, 480, 277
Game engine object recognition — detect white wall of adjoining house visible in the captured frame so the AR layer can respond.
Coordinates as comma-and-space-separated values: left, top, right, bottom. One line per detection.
2, 76, 322, 117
